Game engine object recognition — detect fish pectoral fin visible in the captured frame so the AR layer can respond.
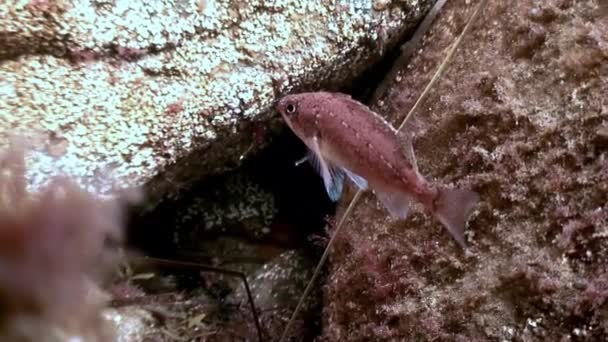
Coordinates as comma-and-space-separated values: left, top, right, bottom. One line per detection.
324, 166, 345, 202
375, 190, 412, 219
295, 155, 309, 166
308, 138, 345, 202
343, 168, 368, 190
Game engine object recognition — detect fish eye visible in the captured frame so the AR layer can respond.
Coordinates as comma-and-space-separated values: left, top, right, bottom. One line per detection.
285, 103, 297, 115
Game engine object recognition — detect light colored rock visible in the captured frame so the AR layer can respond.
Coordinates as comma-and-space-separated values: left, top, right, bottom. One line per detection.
103, 307, 156, 342
0, 0, 432, 206
232, 249, 319, 340
234, 249, 316, 312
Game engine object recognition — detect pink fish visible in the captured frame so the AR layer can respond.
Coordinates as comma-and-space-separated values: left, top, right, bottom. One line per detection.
276, 91, 479, 247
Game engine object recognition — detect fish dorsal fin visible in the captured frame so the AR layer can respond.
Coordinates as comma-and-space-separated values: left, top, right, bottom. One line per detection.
343, 168, 368, 190
400, 133, 419, 175
398, 116, 423, 175
332, 92, 353, 100
307, 137, 345, 202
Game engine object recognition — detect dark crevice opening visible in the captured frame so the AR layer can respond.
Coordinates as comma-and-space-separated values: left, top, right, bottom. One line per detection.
127, 129, 335, 258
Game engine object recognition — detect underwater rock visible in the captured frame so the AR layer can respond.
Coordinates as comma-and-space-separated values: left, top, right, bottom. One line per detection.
324, 0, 608, 341
233, 249, 319, 341
173, 171, 277, 247
0, 0, 433, 206
182, 236, 286, 298
103, 307, 156, 342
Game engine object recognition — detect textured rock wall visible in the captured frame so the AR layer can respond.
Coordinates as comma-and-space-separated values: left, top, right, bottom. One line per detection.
324, 0, 608, 340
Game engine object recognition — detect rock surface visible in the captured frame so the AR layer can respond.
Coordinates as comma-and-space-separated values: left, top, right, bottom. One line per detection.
324, 0, 608, 341
233, 249, 319, 341
172, 170, 277, 246
0, 0, 433, 206
103, 307, 156, 342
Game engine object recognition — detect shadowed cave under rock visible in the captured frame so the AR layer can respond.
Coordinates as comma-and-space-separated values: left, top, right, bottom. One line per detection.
124, 129, 338, 341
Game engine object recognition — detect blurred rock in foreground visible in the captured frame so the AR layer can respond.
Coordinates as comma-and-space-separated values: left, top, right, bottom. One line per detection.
0, 145, 127, 341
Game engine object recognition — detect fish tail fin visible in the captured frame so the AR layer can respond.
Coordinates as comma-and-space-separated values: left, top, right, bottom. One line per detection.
433, 187, 479, 248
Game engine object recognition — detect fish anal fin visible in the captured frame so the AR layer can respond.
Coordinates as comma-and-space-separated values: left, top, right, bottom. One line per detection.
375, 190, 412, 219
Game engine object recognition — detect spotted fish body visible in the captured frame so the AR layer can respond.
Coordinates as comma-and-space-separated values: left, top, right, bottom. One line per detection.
277, 91, 479, 248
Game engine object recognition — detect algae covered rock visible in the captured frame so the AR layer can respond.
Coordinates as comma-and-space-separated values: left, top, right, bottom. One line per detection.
173, 171, 277, 246
323, 0, 608, 340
